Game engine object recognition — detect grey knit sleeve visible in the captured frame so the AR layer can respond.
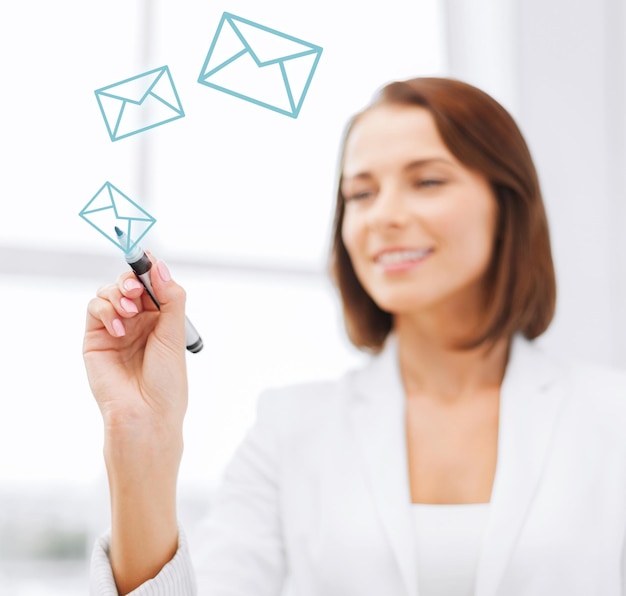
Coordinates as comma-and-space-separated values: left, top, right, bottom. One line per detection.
89, 526, 196, 596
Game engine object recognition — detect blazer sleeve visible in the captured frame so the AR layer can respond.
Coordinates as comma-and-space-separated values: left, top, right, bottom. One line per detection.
89, 390, 287, 596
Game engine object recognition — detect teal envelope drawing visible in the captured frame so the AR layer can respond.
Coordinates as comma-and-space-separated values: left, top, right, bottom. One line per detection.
95, 66, 185, 141
79, 182, 156, 253
197, 13, 323, 118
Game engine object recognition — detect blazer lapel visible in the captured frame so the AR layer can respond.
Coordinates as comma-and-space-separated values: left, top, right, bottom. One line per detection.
349, 333, 569, 596
349, 337, 419, 596
474, 334, 568, 596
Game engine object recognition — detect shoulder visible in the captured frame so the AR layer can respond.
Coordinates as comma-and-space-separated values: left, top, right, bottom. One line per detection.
573, 360, 626, 386
256, 372, 354, 421
566, 358, 626, 406
537, 343, 626, 431
517, 334, 626, 403
253, 355, 374, 427
547, 358, 626, 454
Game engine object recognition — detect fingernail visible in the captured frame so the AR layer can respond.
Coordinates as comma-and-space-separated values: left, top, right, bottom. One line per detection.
120, 297, 139, 314
157, 260, 171, 282
111, 319, 126, 337
123, 278, 143, 291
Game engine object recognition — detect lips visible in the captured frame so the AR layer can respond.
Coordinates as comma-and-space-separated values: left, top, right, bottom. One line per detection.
375, 248, 433, 265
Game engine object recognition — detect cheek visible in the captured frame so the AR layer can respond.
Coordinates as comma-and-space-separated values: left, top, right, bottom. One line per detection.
340, 212, 363, 257
436, 197, 496, 257
340, 213, 373, 290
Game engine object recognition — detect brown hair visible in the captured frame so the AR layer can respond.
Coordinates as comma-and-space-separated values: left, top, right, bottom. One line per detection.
329, 77, 556, 353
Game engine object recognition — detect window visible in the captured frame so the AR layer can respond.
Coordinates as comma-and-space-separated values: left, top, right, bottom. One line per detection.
0, 1, 446, 591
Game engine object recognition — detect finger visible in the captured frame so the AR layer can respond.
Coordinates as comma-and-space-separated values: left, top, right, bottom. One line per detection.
117, 272, 145, 299
96, 282, 143, 319
86, 296, 127, 338
147, 258, 187, 352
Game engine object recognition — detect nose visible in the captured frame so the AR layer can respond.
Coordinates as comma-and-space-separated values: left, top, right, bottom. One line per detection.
367, 184, 410, 229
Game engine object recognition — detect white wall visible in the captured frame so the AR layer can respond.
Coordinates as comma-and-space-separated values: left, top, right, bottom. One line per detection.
444, 0, 626, 368
0, 0, 446, 492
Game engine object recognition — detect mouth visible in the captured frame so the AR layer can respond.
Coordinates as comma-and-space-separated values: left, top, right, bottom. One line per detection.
375, 248, 434, 265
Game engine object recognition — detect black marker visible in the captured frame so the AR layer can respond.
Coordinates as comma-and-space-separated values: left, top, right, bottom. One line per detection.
115, 227, 203, 353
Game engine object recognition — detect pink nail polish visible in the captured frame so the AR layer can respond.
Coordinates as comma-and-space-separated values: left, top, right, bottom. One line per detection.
120, 297, 139, 314
111, 319, 126, 337
123, 278, 143, 291
157, 260, 172, 282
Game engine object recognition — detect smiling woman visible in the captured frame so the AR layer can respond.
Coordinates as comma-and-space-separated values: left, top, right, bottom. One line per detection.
332, 78, 556, 353
339, 107, 501, 346
87, 77, 626, 596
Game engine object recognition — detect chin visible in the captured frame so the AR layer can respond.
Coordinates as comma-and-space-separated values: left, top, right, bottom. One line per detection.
367, 276, 474, 315
370, 292, 439, 316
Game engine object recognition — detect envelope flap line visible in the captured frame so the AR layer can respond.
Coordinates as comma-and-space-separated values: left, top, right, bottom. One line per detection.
110, 190, 154, 221
96, 90, 141, 104
137, 68, 167, 104
80, 183, 157, 253
201, 48, 248, 80
113, 215, 154, 222
111, 204, 155, 222
147, 90, 183, 114
227, 19, 258, 64
255, 47, 319, 68
225, 12, 320, 48
80, 205, 114, 215
96, 68, 167, 105
226, 13, 321, 67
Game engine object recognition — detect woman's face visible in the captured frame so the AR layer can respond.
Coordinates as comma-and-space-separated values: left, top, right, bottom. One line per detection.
340, 105, 499, 319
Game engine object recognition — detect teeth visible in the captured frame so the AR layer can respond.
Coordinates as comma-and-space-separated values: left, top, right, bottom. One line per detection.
377, 249, 431, 264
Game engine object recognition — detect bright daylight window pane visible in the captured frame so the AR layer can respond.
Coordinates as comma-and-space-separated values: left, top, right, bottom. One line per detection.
0, 271, 363, 488
151, 0, 447, 267
2, 1, 144, 254
2, 0, 446, 264
1, 0, 446, 593
0, 270, 364, 592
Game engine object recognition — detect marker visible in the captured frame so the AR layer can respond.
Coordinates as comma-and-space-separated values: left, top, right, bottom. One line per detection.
114, 227, 203, 353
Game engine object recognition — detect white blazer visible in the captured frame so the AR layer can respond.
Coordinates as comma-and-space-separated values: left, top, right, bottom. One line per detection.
91, 333, 626, 596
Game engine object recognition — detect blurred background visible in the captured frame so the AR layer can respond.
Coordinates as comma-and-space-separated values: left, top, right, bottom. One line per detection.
1, 0, 624, 593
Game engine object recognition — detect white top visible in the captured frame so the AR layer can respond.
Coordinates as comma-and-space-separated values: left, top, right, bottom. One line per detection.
413, 503, 490, 596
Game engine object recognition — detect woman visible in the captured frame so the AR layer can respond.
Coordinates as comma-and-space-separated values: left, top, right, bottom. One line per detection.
85, 78, 626, 596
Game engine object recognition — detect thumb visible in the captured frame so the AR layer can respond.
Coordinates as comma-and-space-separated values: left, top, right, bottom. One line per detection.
149, 258, 187, 351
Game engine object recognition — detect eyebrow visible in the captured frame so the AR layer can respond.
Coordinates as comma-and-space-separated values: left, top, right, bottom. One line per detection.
342, 158, 455, 181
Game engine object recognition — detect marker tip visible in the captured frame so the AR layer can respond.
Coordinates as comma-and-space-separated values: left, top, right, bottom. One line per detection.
114, 226, 123, 237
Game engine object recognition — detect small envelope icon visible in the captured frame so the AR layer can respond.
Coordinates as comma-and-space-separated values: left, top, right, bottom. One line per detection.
198, 13, 323, 118
95, 66, 185, 141
79, 182, 156, 253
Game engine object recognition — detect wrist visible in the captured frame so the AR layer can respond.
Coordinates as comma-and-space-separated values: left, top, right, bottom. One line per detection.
103, 415, 184, 482
103, 401, 183, 445
104, 430, 183, 470
103, 432, 182, 526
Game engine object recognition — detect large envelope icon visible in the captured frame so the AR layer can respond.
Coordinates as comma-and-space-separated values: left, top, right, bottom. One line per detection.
95, 66, 185, 141
79, 182, 156, 253
197, 13, 323, 118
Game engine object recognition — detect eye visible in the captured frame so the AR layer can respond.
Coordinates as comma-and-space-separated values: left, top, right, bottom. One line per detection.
344, 189, 375, 202
415, 179, 445, 188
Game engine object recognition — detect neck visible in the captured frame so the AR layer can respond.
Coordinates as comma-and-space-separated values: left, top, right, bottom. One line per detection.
394, 317, 511, 404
